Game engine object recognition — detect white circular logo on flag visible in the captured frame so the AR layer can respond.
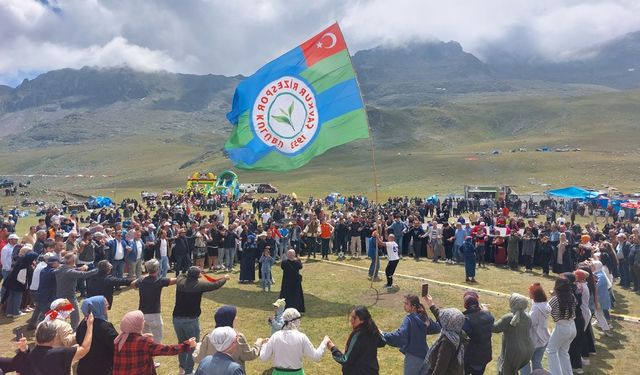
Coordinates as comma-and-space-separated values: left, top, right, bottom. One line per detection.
252, 76, 319, 154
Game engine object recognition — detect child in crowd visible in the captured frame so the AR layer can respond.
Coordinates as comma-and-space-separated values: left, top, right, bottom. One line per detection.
268, 298, 286, 335
259, 246, 275, 291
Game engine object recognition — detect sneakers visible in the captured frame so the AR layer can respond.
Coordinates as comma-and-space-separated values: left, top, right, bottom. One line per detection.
573, 368, 584, 374
6, 311, 27, 318
154, 362, 161, 368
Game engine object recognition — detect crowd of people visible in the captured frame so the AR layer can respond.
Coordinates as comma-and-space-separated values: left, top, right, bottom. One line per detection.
0, 191, 638, 374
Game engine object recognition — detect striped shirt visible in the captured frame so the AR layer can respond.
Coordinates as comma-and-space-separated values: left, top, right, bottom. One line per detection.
549, 295, 576, 322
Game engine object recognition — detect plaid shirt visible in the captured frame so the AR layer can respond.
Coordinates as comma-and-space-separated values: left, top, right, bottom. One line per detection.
112, 333, 189, 375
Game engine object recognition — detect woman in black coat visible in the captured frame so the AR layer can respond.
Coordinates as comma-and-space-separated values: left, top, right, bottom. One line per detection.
75, 296, 118, 375
328, 306, 386, 375
279, 249, 305, 312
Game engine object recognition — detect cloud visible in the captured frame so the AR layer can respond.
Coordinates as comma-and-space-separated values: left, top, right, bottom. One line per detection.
1, 0, 639, 86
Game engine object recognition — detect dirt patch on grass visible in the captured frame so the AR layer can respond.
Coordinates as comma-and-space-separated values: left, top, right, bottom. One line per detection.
359, 286, 407, 309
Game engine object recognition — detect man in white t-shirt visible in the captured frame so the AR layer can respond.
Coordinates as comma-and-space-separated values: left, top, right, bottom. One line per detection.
377, 233, 400, 289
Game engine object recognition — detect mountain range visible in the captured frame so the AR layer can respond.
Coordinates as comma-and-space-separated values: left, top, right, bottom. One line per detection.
1, 31, 639, 194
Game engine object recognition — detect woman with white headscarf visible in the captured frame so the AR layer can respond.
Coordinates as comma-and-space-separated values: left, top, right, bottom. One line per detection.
42, 298, 76, 347
424, 307, 466, 375
259, 308, 329, 375
492, 293, 534, 375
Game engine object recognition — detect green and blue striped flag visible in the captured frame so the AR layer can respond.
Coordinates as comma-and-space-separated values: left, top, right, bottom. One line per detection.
225, 23, 369, 171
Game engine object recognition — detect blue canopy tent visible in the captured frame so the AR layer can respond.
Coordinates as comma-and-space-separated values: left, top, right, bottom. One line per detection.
544, 186, 598, 199
86, 196, 113, 209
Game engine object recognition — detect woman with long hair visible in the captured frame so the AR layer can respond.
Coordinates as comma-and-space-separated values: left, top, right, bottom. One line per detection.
327, 306, 386, 374
546, 277, 577, 375
520, 283, 550, 375
382, 294, 441, 375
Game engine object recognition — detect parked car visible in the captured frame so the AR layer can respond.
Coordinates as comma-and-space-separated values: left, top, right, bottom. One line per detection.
0, 179, 14, 188
257, 183, 278, 193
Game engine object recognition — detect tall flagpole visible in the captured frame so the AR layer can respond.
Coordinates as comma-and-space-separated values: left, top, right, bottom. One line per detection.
340, 22, 382, 296
342, 27, 379, 204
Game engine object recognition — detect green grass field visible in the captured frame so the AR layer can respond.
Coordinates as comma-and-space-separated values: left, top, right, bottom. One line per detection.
1, 255, 638, 374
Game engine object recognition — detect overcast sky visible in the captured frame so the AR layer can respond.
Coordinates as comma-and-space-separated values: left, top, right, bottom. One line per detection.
1, 0, 639, 86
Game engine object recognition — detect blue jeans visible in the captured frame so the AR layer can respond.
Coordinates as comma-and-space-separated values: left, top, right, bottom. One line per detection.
6, 290, 23, 315
173, 317, 200, 374
404, 353, 427, 375
160, 256, 169, 278
520, 345, 547, 375
224, 247, 235, 270
111, 259, 125, 278
1, 269, 10, 297
368, 255, 380, 278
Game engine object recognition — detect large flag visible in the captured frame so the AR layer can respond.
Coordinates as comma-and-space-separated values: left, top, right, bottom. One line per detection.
225, 23, 369, 171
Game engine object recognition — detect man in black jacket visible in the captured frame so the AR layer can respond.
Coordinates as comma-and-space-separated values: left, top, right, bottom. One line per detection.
172, 266, 228, 375
86, 260, 136, 310
172, 229, 191, 276
461, 291, 494, 375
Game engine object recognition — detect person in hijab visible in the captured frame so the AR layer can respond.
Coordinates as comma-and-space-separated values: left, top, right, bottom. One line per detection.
112, 310, 196, 375
259, 308, 329, 375
461, 291, 494, 375
194, 305, 265, 371
492, 293, 534, 375
424, 307, 466, 375
239, 233, 257, 283
279, 249, 305, 312
591, 260, 612, 336
462, 236, 477, 282
2, 251, 38, 317
42, 298, 76, 347
75, 296, 118, 375
327, 305, 386, 375
195, 326, 244, 375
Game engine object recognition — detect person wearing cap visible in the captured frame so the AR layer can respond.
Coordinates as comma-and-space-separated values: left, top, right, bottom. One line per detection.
259, 307, 329, 375
195, 326, 244, 375
54, 252, 99, 330
172, 266, 229, 375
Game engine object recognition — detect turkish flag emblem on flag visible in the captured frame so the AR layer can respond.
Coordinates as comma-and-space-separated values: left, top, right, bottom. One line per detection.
300, 23, 348, 67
